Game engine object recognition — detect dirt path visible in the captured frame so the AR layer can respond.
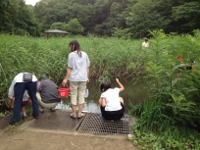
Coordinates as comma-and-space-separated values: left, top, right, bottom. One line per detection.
0, 124, 139, 150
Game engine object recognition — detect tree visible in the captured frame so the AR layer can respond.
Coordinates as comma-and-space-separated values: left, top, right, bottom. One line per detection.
124, 0, 170, 38
65, 18, 84, 35
172, 1, 200, 33
50, 22, 66, 30
0, 0, 39, 36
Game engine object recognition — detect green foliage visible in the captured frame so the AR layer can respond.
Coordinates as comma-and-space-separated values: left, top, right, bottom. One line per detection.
1, 0, 200, 37
112, 28, 131, 39
0, 0, 39, 36
1, 30, 200, 149
172, 1, 200, 33
133, 125, 200, 150
50, 22, 66, 30
65, 18, 84, 35
0, 33, 139, 104
125, 0, 169, 38
129, 29, 200, 149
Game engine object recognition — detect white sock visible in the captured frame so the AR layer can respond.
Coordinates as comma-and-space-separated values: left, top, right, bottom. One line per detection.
23, 112, 27, 116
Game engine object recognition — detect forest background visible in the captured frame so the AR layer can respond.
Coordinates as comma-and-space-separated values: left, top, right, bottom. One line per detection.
1, 0, 200, 149
0, 0, 200, 38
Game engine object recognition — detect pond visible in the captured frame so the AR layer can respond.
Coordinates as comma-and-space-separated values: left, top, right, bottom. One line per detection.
55, 79, 148, 113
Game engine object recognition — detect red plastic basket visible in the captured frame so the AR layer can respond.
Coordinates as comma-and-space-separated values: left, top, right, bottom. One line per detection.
58, 88, 69, 98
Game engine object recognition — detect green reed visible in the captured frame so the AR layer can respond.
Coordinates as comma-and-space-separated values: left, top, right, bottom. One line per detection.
1, 30, 200, 149
0, 34, 141, 103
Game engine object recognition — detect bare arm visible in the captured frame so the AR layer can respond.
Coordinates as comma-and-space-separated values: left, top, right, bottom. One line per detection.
99, 98, 106, 107
62, 67, 72, 85
87, 67, 90, 83
10, 97, 15, 108
116, 78, 124, 92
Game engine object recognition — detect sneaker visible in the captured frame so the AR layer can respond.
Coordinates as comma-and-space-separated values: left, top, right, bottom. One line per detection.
40, 108, 44, 113
9, 120, 16, 125
22, 113, 27, 120
33, 115, 39, 119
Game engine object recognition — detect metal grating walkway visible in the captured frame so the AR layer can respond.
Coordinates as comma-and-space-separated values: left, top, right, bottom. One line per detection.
30, 110, 83, 131
78, 113, 130, 135
29, 110, 131, 135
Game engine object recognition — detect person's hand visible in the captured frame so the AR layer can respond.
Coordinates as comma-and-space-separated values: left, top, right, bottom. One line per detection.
116, 78, 119, 83
28, 99, 32, 106
9, 99, 14, 108
87, 79, 90, 83
62, 79, 68, 86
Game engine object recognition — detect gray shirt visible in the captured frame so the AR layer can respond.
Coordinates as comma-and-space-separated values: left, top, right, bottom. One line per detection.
68, 51, 90, 82
39, 79, 61, 103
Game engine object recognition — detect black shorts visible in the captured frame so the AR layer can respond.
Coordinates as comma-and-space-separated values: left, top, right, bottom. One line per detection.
100, 103, 125, 121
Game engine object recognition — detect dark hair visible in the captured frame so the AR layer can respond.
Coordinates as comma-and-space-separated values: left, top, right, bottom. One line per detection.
39, 74, 48, 81
69, 40, 82, 57
100, 82, 111, 92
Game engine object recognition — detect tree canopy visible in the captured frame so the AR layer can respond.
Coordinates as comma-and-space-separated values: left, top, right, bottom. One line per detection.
0, 0, 199, 38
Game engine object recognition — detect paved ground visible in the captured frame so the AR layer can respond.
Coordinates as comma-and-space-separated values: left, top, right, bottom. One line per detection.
0, 128, 138, 150
0, 112, 139, 150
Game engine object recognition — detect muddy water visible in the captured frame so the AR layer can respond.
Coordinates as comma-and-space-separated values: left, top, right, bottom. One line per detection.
55, 79, 148, 113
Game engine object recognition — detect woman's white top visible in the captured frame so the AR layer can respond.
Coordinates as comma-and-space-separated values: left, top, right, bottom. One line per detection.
68, 51, 90, 82
100, 88, 122, 111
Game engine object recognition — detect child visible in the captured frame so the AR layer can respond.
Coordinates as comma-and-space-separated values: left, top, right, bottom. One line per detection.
98, 78, 125, 120
142, 38, 149, 48
10, 90, 31, 119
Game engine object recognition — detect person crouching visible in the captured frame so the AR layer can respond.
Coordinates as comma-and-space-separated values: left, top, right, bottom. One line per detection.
98, 78, 125, 121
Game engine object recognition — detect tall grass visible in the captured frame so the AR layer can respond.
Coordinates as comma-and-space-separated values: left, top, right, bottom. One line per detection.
129, 29, 200, 149
0, 34, 141, 104
1, 30, 200, 149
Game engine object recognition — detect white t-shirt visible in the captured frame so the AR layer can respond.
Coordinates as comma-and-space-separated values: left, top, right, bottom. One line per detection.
23, 90, 30, 101
68, 51, 90, 82
8, 72, 37, 99
142, 41, 149, 48
100, 88, 122, 111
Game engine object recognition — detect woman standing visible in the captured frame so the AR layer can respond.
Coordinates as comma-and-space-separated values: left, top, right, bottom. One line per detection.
62, 40, 90, 119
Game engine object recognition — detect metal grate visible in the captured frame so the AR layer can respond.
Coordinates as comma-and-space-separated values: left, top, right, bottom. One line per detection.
27, 110, 131, 135
30, 110, 84, 131
77, 113, 130, 135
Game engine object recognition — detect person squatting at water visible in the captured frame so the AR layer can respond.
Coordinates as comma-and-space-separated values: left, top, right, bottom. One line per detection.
98, 78, 125, 121
36, 75, 61, 112
8, 72, 39, 125
62, 40, 90, 119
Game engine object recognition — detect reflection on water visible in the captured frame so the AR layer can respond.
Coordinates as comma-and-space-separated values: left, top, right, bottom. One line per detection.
55, 79, 148, 113
55, 101, 101, 113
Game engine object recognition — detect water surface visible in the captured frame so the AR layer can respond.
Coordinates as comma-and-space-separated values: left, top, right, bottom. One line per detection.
55, 79, 148, 113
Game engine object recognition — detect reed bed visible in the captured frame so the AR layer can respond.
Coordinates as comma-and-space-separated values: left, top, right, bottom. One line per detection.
0, 34, 141, 102
1, 30, 200, 149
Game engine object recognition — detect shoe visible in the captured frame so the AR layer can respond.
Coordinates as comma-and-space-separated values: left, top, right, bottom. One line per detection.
40, 108, 44, 113
50, 108, 56, 112
33, 116, 39, 119
22, 114, 27, 120
99, 114, 104, 119
9, 120, 16, 125
78, 113, 85, 119
70, 113, 76, 119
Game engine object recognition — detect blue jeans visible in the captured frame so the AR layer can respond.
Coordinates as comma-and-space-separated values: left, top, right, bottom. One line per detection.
11, 82, 39, 123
